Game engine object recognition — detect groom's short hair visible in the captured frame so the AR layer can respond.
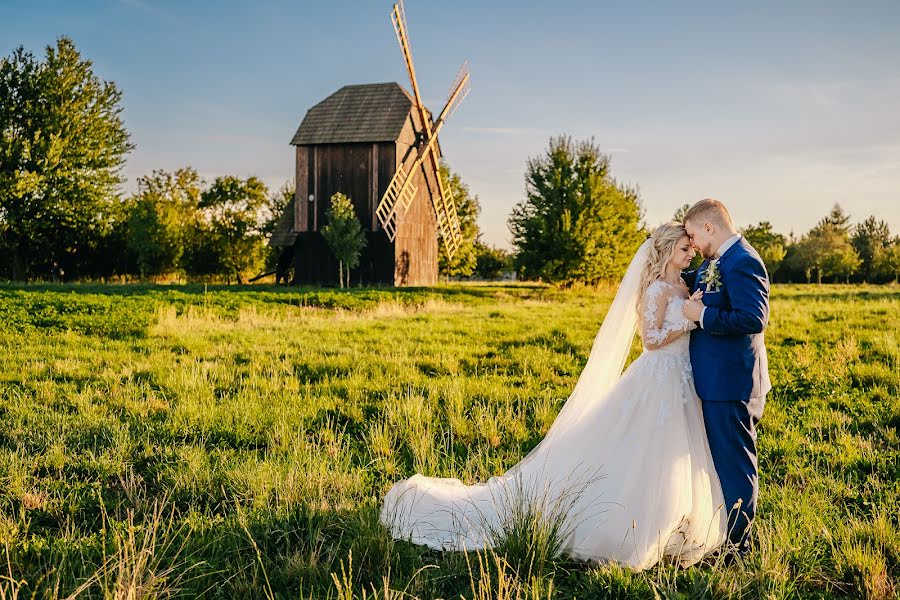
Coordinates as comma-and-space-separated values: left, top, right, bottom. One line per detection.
683, 199, 734, 228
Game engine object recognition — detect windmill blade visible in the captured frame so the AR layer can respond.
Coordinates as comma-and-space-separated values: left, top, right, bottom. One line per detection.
381, 66, 470, 257
391, 1, 426, 113
391, 0, 439, 154
445, 60, 471, 118
423, 68, 471, 258
386, 0, 469, 258
375, 161, 418, 242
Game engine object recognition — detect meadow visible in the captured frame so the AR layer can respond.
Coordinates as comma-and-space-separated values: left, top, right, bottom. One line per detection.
0, 282, 897, 599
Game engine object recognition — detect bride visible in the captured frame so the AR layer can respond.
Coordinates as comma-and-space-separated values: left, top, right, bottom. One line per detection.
380, 222, 727, 569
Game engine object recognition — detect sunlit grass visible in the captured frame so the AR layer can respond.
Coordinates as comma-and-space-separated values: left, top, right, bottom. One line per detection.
0, 282, 897, 598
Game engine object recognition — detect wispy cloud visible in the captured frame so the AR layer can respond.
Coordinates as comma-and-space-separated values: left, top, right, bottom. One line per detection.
463, 126, 551, 136
118, 0, 186, 30
752, 75, 900, 115
855, 160, 900, 179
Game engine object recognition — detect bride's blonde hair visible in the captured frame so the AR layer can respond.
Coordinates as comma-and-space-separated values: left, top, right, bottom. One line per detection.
637, 222, 688, 309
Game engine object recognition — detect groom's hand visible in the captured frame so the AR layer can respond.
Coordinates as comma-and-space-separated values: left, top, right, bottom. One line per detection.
683, 290, 704, 322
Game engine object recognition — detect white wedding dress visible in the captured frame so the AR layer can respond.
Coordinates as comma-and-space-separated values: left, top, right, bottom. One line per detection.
380, 242, 727, 569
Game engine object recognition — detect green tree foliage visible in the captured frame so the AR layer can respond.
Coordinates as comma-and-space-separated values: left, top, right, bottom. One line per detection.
473, 241, 512, 280
262, 180, 296, 272
127, 168, 202, 277
673, 204, 691, 223
197, 176, 269, 284
874, 239, 900, 282
819, 204, 852, 232
787, 205, 862, 284
321, 193, 366, 288
851, 216, 892, 282
438, 163, 480, 280
741, 221, 788, 277
264, 180, 294, 237
0, 37, 133, 279
509, 136, 644, 286
789, 221, 861, 284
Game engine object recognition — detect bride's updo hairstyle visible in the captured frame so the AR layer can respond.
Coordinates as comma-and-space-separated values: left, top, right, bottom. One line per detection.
637, 221, 687, 309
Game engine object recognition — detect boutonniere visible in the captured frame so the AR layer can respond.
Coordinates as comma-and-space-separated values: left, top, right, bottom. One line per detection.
702, 259, 723, 292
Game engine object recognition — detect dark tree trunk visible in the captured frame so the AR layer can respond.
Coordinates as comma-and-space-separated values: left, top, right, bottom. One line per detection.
11, 244, 26, 281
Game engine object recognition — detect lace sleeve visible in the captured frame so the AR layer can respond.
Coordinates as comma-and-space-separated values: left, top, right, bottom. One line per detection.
641, 281, 693, 348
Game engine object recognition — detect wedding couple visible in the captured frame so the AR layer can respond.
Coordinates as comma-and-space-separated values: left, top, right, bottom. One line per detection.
380, 199, 770, 569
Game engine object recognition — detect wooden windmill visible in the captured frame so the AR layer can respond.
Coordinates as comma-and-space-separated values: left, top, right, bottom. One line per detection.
270, 0, 470, 286
376, 0, 470, 259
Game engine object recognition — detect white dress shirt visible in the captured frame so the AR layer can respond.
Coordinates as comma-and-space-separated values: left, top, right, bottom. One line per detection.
698, 233, 742, 328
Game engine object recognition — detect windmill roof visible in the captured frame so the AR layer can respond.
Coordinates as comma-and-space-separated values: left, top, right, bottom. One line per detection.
291, 82, 418, 145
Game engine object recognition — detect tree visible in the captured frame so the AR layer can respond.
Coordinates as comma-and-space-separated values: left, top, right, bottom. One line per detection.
789, 222, 860, 284
127, 168, 202, 278
198, 175, 269, 284
851, 216, 892, 282
438, 163, 480, 280
262, 180, 296, 274
821, 237, 861, 283
741, 221, 787, 277
0, 37, 133, 279
673, 204, 691, 223
873, 238, 900, 282
473, 241, 511, 280
508, 136, 644, 286
321, 193, 366, 288
819, 204, 852, 232
263, 180, 295, 237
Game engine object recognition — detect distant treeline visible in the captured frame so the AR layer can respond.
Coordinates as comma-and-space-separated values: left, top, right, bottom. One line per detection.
736, 205, 899, 284
2, 38, 895, 285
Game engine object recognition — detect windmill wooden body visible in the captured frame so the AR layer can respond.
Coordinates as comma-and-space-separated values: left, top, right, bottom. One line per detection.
270, 1, 470, 286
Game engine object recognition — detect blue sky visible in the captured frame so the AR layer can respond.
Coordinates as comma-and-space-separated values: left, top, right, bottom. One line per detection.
3, 0, 899, 249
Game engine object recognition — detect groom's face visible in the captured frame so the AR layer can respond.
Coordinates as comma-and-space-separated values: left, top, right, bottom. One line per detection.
685, 220, 716, 259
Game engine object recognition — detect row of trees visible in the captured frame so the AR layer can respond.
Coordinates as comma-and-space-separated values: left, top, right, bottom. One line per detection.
507, 137, 899, 286
0, 38, 292, 282
1, 37, 509, 283
731, 206, 900, 284
123, 168, 289, 282
4, 38, 893, 286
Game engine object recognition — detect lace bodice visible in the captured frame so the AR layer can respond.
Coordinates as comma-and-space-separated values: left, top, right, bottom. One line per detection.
640, 280, 696, 353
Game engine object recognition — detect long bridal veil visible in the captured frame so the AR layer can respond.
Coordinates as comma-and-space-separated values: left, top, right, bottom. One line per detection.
380, 240, 653, 552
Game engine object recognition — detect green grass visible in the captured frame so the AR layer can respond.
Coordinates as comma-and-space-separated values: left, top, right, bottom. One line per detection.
0, 282, 897, 599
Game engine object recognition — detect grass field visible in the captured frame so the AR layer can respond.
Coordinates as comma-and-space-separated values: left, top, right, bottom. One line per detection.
0, 282, 897, 599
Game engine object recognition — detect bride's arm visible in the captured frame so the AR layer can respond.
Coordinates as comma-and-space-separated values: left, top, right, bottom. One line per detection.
641, 285, 693, 349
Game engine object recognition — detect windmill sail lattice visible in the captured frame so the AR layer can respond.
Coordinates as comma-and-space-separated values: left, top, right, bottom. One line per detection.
375, 0, 469, 259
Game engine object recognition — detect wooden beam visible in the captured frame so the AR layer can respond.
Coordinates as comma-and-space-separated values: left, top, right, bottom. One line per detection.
371, 143, 378, 230
313, 146, 319, 231
295, 146, 308, 232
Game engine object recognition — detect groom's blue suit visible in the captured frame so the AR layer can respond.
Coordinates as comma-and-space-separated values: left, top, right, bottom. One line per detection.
684, 236, 771, 552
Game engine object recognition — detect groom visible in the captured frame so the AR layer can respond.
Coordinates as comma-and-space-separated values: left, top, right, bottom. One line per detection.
680, 199, 771, 557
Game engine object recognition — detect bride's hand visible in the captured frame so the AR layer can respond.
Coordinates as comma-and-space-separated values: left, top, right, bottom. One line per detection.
683, 290, 705, 322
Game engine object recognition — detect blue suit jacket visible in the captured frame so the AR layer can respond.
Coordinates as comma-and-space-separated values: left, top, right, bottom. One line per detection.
685, 238, 771, 402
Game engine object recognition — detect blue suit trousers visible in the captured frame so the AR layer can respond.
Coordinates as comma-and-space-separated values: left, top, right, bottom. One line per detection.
701, 396, 765, 551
